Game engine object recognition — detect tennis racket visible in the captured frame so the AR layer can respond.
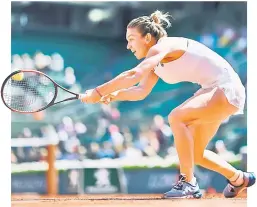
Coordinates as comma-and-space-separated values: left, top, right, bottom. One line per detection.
1, 69, 85, 113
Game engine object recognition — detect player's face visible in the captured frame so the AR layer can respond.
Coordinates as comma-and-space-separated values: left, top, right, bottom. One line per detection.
126, 27, 150, 60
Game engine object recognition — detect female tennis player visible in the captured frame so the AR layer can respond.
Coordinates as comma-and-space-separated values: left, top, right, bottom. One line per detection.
80, 10, 255, 198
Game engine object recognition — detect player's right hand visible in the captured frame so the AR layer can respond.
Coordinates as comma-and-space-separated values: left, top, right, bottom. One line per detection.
79, 88, 101, 104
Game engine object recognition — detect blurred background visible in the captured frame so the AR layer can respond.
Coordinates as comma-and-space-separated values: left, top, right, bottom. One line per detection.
11, 1, 247, 195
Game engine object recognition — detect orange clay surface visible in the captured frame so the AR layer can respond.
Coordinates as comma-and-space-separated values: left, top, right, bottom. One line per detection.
12, 193, 247, 207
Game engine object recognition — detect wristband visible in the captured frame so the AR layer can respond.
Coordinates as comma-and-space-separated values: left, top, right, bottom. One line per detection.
95, 87, 103, 97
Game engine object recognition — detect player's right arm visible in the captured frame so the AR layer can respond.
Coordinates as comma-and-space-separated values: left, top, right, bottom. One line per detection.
101, 70, 159, 103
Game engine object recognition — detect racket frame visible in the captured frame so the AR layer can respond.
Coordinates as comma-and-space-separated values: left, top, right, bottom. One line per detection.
1, 69, 80, 113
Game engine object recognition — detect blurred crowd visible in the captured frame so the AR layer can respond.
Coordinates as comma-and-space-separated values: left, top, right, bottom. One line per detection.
11, 109, 246, 166
11, 24, 247, 168
11, 51, 77, 88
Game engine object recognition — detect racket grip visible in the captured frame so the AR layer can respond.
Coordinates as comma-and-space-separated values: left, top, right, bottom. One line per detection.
78, 94, 86, 100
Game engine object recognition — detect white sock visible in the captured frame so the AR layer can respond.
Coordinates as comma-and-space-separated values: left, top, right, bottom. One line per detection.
229, 170, 244, 186
188, 177, 197, 186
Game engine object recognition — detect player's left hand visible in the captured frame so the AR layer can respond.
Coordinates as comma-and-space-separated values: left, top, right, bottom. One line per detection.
79, 89, 101, 104
101, 92, 118, 105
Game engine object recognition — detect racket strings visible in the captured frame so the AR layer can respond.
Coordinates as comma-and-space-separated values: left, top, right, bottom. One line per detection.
2, 71, 56, 112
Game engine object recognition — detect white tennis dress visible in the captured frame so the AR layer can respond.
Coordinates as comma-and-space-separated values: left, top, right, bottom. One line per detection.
153, 37, 246, 115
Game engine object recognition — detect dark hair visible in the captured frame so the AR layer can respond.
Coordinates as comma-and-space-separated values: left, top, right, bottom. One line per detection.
127, 10, 173, 40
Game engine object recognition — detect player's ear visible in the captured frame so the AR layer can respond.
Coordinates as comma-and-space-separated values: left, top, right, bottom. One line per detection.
145, 33, 151, 44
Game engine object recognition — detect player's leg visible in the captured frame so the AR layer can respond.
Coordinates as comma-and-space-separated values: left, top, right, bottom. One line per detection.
168, 87, 238, 182
191, 122, 239, 180
163, 87, 238, 199
191, 122, 256, 198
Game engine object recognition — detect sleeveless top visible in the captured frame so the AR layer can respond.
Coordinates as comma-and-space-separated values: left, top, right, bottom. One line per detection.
153, 37, 242, 89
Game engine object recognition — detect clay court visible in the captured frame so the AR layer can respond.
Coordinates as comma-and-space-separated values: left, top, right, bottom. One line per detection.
12, 193, 247, 207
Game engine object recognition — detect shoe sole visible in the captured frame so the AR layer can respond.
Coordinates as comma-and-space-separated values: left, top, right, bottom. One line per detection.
163, 192, 202, 199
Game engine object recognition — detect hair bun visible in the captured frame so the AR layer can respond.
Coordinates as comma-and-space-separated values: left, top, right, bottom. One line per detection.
150, 11, 162, 24
150, 10, 173, 28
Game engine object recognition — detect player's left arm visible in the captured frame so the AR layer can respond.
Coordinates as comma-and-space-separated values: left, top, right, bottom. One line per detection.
101, 70, 159, 103
80, 39, 179, 103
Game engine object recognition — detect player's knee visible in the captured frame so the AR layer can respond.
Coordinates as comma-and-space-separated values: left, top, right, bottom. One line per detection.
168, 109, 183, 125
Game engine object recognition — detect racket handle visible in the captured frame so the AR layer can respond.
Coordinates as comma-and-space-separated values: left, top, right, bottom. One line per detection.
78, 94, 86, 100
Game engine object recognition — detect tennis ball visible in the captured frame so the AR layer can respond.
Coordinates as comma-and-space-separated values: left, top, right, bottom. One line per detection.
11, 72, 24, 81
